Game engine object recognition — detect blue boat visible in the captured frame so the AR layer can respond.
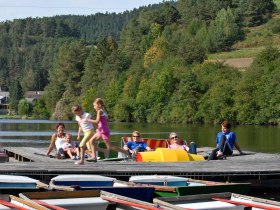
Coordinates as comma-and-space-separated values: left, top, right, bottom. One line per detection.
50, 174, 155, 202
0, 175, 40, 189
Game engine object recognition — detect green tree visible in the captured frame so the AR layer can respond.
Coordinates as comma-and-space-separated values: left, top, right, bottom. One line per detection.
236, 0, 276, 27
9, 80, 24, 113
206, 8, 241, 52
32, 98, 50, 119
18, 99, 32, 117
44, 41, 88, 119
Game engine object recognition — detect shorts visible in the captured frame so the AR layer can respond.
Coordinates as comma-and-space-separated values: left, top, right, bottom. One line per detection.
96, 131, 110, 141
79, 129, 94, 147
57, 148, 69, 158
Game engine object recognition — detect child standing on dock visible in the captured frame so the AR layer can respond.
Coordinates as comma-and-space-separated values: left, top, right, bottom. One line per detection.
86, 98, 130, 162
72, 105, 94, 164
62, 133, 80, 160
72, 104, 108, 164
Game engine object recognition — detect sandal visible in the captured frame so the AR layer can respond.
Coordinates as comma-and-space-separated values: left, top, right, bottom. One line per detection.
74, 161, 84, 165
86, 158, 97, 162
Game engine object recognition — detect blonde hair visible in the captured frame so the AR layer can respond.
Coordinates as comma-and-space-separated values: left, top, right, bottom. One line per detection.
94, 98, 108, 114
132, 131, 141, 137
94, 98, 104, 106
65, 133, 72, 139
169, 132, 178, 139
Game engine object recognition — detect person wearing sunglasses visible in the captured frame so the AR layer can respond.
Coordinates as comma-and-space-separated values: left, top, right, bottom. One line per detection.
168, 132, 197, 154
123, 131, 152, 160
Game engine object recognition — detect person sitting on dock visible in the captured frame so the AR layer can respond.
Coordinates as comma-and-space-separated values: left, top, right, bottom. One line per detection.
123, 131, 152, 160
62, 133, 80, 160
168, 132, 197, 154
46, 123, 67, 159
208, 120, 244, 160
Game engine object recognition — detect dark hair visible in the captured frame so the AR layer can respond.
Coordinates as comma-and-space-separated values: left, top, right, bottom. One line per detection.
221, 120, 231, 129
71, 105, 82, 113
55, 123, 65, 129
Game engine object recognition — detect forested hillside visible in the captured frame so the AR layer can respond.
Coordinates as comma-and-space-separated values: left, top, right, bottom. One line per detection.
1, 0, 280, 125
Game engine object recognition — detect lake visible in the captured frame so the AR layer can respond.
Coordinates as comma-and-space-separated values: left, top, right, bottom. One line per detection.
0, 119, 279, 153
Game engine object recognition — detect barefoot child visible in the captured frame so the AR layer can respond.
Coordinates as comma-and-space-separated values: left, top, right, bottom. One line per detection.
86, 98, 130, 162
62, 133, 80, 160
71, 105, 107, 165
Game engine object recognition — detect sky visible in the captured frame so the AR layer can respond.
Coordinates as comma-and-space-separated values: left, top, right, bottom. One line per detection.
0, 0, 166, 22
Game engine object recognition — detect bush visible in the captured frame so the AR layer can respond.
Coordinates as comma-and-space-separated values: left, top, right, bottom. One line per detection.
18, 99, 32, 116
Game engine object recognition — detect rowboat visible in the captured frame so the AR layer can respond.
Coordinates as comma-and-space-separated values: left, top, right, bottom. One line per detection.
49, 174, 155, 202
153, 192, 280, 210
128, 175, 251, 197
0, 197, 31, 210
50, 174, 115, 188
0, 175, 48, 194
130, 175, 189, 186
17, 190, 162, 210
16, 190, 109, 210
100, 190, 163, 210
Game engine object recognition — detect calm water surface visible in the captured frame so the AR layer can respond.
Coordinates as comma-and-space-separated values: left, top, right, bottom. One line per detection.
0, 119, 279, 153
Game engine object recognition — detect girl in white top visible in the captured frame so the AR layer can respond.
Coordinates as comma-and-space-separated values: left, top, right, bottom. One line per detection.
72, 105, 107, 165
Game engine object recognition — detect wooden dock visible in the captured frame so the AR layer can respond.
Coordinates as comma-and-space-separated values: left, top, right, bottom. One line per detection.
1, 147, 280, 187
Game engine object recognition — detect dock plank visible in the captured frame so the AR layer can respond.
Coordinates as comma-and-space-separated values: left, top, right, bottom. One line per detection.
1, 147, 280, 185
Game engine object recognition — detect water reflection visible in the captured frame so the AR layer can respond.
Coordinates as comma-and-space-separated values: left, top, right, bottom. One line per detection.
0, 119, 279, 153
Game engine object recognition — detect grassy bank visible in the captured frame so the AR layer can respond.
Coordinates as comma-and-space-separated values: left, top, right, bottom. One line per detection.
209, 2, 280, 60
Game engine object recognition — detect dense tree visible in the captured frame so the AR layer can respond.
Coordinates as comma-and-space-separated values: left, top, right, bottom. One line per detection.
9, 80, 24, 113
1, 1, 279, 125
236, 0, 276, 27
18, 99, 32, 117
44, 41, 88, 119
204, 8, 241, 52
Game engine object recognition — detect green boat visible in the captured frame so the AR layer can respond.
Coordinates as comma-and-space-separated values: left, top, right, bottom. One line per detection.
120, 175, 251, 197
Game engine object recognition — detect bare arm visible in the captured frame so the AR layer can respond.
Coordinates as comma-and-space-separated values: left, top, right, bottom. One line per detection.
145, 146, 152, 151
234, 142, 244, 154
77, 124, 82, 140
46, 133, 57, 155
86, 110, 101, 124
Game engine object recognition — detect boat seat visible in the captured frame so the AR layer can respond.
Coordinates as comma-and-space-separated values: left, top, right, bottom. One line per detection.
122, 137, 187, 150
122, 137, 168, 150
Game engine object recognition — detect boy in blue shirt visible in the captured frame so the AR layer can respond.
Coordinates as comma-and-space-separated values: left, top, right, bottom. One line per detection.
209, 120, 244, 160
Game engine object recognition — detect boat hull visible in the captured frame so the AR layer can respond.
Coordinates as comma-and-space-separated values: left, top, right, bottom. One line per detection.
137, 148, 205, 162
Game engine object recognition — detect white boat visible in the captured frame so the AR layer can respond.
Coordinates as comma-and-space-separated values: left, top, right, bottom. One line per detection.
153, 192, 280, 210
129, 175, 189, 186
49, 174, 115, 189
17, 190, 109, 210
0, 175, 45, 189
